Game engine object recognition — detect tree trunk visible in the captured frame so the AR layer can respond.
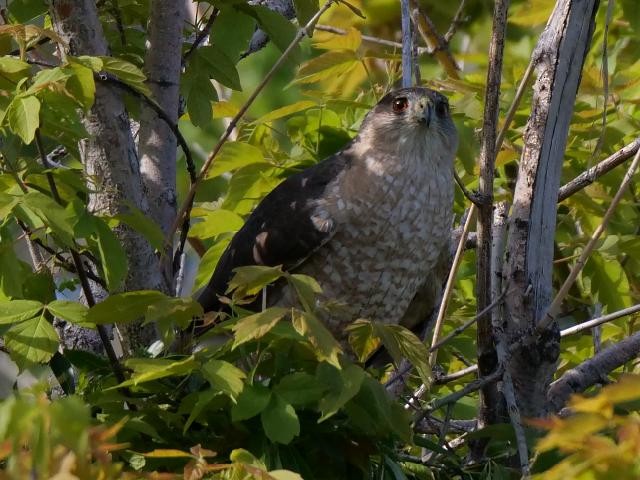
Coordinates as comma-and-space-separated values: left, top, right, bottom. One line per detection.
49, 0, 162, 353
502, 0, 599, 419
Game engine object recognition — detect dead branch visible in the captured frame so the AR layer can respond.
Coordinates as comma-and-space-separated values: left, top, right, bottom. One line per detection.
557, 138, 640, 201
547, 331, 640, 412
561, 304, 640, 337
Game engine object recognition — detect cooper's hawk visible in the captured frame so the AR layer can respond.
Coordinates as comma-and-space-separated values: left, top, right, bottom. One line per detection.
197, 87, 457, 341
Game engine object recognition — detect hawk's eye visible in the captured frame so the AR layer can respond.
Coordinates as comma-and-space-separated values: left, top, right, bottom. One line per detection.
435, 100, 449, 117
392, 97, 409, 113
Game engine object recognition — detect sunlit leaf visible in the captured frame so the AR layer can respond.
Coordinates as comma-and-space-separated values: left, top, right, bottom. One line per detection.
0, 299, 43, 325
201, 359, 246, 400
232, 307, 289, 348
6, 95, 40, 144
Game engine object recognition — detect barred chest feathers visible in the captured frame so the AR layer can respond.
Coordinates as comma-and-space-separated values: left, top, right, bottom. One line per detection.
295, 138, 454, 338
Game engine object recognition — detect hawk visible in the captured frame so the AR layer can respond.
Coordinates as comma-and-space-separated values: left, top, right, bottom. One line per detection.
196, 87, 457, 342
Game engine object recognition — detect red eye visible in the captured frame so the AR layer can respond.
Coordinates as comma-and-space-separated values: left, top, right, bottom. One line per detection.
392, 97, 409, 113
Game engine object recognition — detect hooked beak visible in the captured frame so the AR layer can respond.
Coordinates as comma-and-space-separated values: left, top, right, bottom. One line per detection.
417, 101, 432, 127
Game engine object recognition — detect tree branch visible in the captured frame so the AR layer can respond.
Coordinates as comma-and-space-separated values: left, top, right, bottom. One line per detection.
475, 0, 510, 432
547, 331, 640, 412
315, 24, 431, 55
409, 0, 460, 79
557, 138, 640, 201
561, 304, 640, 337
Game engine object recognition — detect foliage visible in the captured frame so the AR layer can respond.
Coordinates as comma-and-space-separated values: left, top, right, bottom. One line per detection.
0, 0, 638, 479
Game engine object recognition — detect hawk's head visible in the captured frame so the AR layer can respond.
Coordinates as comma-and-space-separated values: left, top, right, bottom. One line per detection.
357, 87, 458, 164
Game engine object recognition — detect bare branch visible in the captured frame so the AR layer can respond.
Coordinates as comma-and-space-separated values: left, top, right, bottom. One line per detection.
444, 0, 468, 44
409, 0, 460, 79
540, 143, 640, 331
561, 304, 640, 337
434, 364, 478, 384
547, 331, 640, 412
557, 138, 640, 201
429, 209, 474, 365
475, 0, 509, 432
315, 24, 430, 55
400, 0, 413, 87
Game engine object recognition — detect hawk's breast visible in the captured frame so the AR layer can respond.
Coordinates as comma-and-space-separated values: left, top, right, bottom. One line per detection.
291, 150, 453, 339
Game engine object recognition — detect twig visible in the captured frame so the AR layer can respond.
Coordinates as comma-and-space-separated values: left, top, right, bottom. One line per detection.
540, 142, 640, 332
560, 304, 640, 337
315, 24, 431, 55
429, 209, 475, 365
444, 0, 468, 43
183, 7, 219, 63
34, 129, 127, 385
409, 0, 460, 79
430, 288, 509, 355
501, 369, 530, 476
415, 365, 504, 422
165, 0, 336, 248
434, 364, 478, 384
547, 330, 640, 412
495, 58, 534, 154
400, 0, 413, 88
557, 138, 640, 201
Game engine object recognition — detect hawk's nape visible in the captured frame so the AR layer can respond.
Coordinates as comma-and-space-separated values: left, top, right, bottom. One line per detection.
194, 87, 458, 343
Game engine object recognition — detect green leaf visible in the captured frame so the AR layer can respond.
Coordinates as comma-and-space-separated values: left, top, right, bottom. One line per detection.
0, 299, 43, 325
115, 207, 165, 251
5, 312, 59, 367
145, 297, 203, 330
209, 7, 255, 62
293, 0, 319, 33
241, 5, 299, 55
195, 45, 242, 91
375, 322, 432, 387
346, 376, 412, 442
92, 217, 127, 292
317, 363, 364, 421
252, 100, 317, 124
186, 85, 213, 127
6, 95, 40, 144
291, 310, 342, 368
87, 291, 167, 325
21, 191, 75, 247
260, 394, 300, 444
70, 55, 104, 72
0, 57, 30, 90
345, 319, 381, 362
201, 359, 246, 400
47, 300, 92, 328
231, 383, 272, 421
287, 273, 322, 311
0, 233, 26, 300
206, 142, 264, 179
275, 372, 325, 406
100, 56, 150, 95
190, 209, 244, 240
269, 471, 304, 480
227, 265, 286, 299
66, 61, 96, 110
293, 50, 359, 85
182, 389, 222, 434
193, 235, 232, 292
232, 307, 289, 348
119, 357, 198, 387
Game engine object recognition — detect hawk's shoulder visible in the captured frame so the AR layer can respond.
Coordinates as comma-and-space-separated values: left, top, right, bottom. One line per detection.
197, 148, 354, 311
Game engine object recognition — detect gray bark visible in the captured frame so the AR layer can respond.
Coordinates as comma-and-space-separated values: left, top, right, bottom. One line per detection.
502, 0, 599, 418
49, 0, 162, 352
547, 331, 640, 412
138, 0, 185, 284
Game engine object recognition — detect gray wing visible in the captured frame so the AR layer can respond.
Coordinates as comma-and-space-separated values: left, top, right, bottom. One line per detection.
196, 150, 352, 313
